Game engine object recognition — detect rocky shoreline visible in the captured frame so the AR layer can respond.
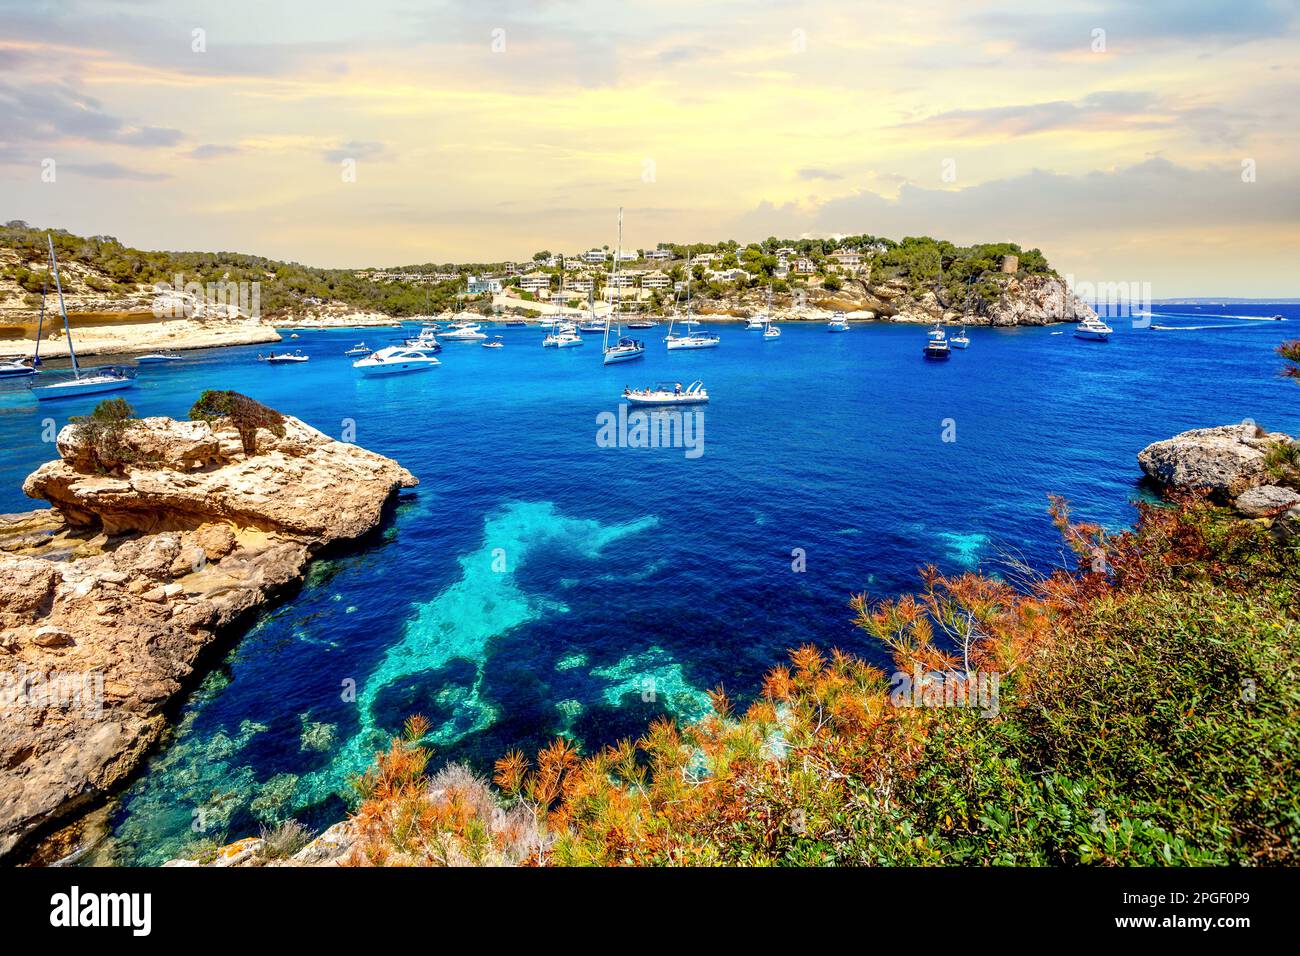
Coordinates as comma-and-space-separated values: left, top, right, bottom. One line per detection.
0, 401, 416, 861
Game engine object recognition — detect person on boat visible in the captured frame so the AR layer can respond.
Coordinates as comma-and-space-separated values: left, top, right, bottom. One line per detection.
674, 383, 682, 395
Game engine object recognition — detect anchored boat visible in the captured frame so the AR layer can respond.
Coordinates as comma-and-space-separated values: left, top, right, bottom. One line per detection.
352, 346, 440, 375
602, 209, 646, 365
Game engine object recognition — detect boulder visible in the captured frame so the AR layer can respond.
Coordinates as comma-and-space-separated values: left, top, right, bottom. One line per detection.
0, 404, 417, 860
1137, 423, 1293, 499
1235, 485, 1300, 518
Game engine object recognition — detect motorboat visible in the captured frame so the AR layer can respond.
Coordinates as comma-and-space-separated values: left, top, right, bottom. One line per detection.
503, 319, 527, 327
745, 315, 768, 330
624, 380, 709, 406
343, 343, 372, 357
0, 358, 37, 378
626, 321, 656, 329
1073, 316, 1113, 341
440, 322, 488, 341
827, 312, 850, 332
923, 324, 951, 359
482, 336, 505, 349
352, 346, 440, 375
136, 353, 184, 363
261, 350, 309, 363
949, 325, 970, 349
30, 235, 137, 401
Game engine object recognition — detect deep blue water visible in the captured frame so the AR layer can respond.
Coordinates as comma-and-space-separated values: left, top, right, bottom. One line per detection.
2, 305, 1297, 864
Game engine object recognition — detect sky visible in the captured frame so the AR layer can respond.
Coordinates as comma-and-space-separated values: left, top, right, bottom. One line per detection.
1, 0, 1298, 295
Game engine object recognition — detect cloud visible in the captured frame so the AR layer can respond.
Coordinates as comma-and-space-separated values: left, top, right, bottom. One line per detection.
188, 144, 243, 159
797, 167, 844, 181
729, 158, 1300, 243
61, 162, 171, 181
321, 140, 389, 163
0, 80, 182, 148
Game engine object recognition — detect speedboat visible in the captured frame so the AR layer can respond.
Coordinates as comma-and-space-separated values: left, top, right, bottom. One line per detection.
402, 330, 441, 351
440, 322, 487, 341
603, 336, 646, 364
261, 350, 309, 363
353, 346, 440, 375
503, 319, 527, 327
827, 312, 849, 332
745, 315, 768, 330
343, 343, 372, 357
136, 352, 184, 363
924, 324, 950, 359
1073, 316, 1113, 341
624, 380, 709, 406
626, 321, 656, 329
949, 325, 970, 349
0, 358, 37, 378
28, 234, 138, 401
482, 336, 505, 349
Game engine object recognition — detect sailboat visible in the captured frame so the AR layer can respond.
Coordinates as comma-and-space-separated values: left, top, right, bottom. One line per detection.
1, 279, 43, 378
31, 235, 135, 401
950, 324, 970, 349
762, 285, 780, 340
664, 273, 720, 350
602, 209, 646, 365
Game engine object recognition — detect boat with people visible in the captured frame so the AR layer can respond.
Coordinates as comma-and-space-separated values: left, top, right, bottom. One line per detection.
623, 380, 709, 406
136, 353, 184, 363
440, 322, 488, 341
602, 210, 647, 365
950, 325, 970, 349
828, 311, 850, 332
482, 335, 505, 349
260, 350, 309, 364
343, 343, 372, 357
1073, 316, 1113, 341
352, 346, 440, 376
924, 324, 951, 360
30, 234, 137, 401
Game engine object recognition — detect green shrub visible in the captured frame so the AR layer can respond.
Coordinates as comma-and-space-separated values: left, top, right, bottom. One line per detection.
189, 390, 285, 455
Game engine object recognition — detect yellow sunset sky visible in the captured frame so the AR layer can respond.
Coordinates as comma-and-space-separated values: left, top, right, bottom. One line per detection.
2, 0, 1298, 295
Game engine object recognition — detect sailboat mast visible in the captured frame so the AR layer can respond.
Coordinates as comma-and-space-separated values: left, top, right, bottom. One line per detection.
32, 276, 47, 368
47, 234, 79, 378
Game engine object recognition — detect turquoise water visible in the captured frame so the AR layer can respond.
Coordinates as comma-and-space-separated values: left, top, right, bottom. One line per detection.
1, 307, 1296, 864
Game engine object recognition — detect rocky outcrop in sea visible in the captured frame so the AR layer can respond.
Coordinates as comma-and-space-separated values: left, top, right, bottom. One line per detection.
0, 404, 416, 860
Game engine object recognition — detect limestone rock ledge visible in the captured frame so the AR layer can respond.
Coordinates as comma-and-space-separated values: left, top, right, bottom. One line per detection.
0, 410, 416, 860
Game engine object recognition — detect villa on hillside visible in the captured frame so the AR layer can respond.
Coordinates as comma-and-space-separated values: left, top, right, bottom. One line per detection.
691, 252, 718, 265
518, 271, 552, 294
581, 249, 607, 263
792, 257, 816, 274
775, 246, 797, 258
564, 275, 594, 294
640, 270, 670, 289
467, 275, 503, 294
644, 249, 672, 261
830, 249, 863, 270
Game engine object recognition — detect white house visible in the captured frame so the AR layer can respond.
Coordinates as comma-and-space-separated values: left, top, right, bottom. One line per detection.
564, 275, 594, 294
581, 249, 608, 263
792, 257, 816, 274
644, 249, 672, 261
691, 252, 718, 265
830, 249, 863, 270
775, 246, 797, 258
467, 275, 503, 294
640, 270, 670, 289
518, 271, 552, 294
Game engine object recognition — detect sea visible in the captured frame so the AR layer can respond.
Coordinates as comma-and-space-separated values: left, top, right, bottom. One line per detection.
1, 303, 1296, 864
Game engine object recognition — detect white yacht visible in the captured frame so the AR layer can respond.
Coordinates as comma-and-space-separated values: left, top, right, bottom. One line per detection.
744, 315, 767, 330
623, 380, 709, 406
1074, 316, 1113, 341
827, 312, 850, 332
343, 342, 372, 357
663, 278, 720, 350
0, 358, 37, 378
352, 346, 440, 376
543, 322, 580, 347
136, 353, 184, 363
30, 235, 137, 401
261, 350, 309, 364
482, 335, 505, 349
923, 324, 951, 360
440, 322, 488, 341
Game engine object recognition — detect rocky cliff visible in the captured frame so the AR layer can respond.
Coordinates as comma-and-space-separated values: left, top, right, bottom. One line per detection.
0, 405, 416, 860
